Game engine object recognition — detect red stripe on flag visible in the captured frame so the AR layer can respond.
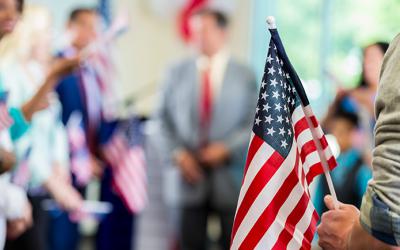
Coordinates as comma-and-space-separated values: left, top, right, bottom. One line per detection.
231, 150, 284, 240
309, 115, 319, 128
294, 117, 309, 140
271, 192, 310, 250
301, 210, 319, 249
320, 135, 329, 149
299, 140, 317, 163
238, 152, 300, 249
306, 156, 337, 184
243, 135, 264, 177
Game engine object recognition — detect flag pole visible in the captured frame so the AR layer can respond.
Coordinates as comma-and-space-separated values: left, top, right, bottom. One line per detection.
266, 16, 276, 29
266, 15, 339, 210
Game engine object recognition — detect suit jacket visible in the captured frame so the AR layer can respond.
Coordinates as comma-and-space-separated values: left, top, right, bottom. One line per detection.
158, 56, 257, 209
55, 52, 89, 130
55, 49, 117, 186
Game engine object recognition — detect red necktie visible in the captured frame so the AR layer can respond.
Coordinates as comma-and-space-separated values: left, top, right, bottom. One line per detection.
199, 68, 212, 145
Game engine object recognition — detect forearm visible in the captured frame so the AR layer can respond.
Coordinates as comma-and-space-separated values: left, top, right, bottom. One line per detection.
21, 75, 57, 122
349, 220, 397, 250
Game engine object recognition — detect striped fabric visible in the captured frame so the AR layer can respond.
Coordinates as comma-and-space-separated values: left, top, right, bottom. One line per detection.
67, 112, 93, 187
0, 92, 13, 132
230, 27, 337, 250
102, 119, 148, 213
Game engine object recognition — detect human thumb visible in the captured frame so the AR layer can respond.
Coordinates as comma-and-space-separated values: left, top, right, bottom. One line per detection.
324, 195, 341, 210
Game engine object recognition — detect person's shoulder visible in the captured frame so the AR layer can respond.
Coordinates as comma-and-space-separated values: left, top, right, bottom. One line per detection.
227, 58, 257, 87
166, 56, 196, 73
228, 58, 251, 71
381, 34, 400, 72
228, 58, 255, 77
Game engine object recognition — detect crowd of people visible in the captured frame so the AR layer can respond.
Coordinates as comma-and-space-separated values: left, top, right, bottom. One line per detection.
0, 0, 399, 250
0, 1, 135, 250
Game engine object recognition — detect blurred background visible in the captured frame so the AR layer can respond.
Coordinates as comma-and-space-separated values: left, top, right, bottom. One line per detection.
1, 0, 400, 250
25, 0, 400, 117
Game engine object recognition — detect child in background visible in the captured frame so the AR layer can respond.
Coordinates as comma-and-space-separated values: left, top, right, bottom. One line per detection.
314, 108, 372, 214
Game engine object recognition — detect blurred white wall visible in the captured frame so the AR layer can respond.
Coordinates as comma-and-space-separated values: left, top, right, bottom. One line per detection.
28, 0, 97, 31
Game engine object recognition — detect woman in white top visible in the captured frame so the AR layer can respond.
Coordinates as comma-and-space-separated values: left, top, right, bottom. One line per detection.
0, 0, 81, 248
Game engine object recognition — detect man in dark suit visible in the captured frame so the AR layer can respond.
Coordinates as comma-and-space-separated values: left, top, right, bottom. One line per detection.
158, 8, 257, 250
53, 8, 135, 250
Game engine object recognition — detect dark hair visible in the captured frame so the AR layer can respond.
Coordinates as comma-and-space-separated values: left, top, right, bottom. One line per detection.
358, 41, 389, 88
69, 7, 97, 22
16, 0, 23, 12
192, 8, 229, 29
333, 110, 359, 128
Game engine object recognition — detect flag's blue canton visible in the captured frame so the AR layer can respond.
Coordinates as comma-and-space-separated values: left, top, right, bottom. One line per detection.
118, 118, 145, 147
252, 40, 301, 158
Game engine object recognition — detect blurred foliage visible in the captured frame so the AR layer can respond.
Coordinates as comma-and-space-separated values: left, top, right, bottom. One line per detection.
276, 0, 400, 88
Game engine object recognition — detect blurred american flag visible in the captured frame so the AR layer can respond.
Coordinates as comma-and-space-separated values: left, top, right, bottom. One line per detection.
0, 92, 13, 132
102, 119, 148, 213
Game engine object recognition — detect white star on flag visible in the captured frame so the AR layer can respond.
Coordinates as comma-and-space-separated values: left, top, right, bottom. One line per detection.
272, 91, 280, 99
277, 115, 284, 123
265, 115, 273, 124
267, 127, 275, 136
281, 139, 288, 148
261, 81, 267, 89
275, 103, 282, 112
263, 103, 271, 112
268, 66, 276, 75
270, 78, 278, 87
261, 92, 268, 100
266, 54, 273, 64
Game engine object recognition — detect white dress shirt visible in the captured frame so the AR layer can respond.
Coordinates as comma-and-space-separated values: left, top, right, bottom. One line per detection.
196, 49, 230, 100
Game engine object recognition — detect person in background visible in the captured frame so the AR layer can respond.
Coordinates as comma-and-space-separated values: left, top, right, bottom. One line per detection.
323, 42, 389, 163
54, 7, 136, 250
158, 8, 257, 250
317, 35, 400, 250
314, 108, 372, 215
0, 0, 79, 248
0, 6, 83, 250
350, 42, 389, 119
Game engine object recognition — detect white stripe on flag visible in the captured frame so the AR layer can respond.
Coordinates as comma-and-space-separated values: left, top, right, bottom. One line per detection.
291, 105, 305, 125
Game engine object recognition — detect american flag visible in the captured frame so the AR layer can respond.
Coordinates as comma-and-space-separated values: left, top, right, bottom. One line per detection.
67, 112, 93, 187
102, 118, 147, 213
82, 2, 129, 120
230, 28, 337, 250
0, 92, 13, 132
12, 147, 31, 189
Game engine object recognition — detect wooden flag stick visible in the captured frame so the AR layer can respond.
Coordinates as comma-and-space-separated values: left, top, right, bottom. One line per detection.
303, 106, 340, 210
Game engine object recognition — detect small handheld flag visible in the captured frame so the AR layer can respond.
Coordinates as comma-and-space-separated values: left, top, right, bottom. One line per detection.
230, 17, 338, 250
0, 92, 14, 132
67, 112, 93, 187
101, 118, 148, 214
